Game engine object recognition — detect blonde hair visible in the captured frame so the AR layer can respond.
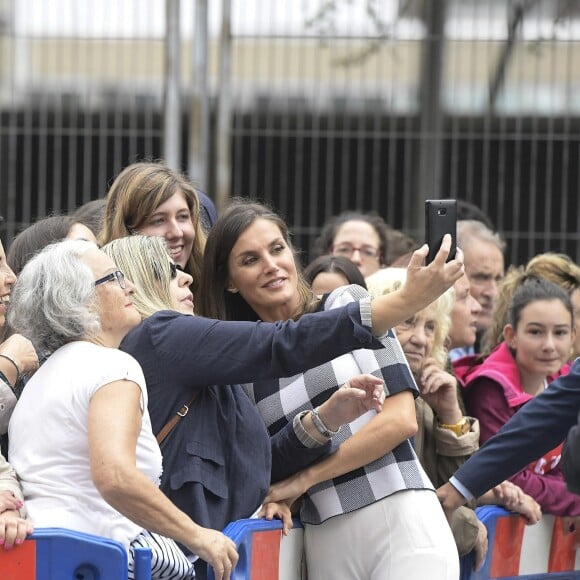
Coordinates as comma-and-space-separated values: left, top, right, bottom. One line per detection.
482, 252, 580, 355
366, 268, 454, 367
101, 235, 175, 319
99, 162, 206, 295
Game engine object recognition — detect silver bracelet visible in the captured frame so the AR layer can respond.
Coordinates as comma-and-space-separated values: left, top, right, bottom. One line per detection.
310, 407, 341, 438
0, 353, 21, 383
293, 411, 323, 448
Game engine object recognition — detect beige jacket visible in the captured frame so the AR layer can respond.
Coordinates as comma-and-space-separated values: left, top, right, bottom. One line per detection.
414, 396, 480, 556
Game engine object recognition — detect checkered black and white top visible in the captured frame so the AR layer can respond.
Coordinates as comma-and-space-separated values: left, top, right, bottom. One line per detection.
243, 284, 434, 524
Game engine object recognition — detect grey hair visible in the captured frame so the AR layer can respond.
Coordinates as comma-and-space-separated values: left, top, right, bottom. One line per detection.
457, 220, 506, 253
365, 267, 454, 368
8, 240, 101, 354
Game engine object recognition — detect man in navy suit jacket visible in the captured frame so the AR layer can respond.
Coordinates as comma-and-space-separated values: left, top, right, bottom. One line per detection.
437, 358, 580, 520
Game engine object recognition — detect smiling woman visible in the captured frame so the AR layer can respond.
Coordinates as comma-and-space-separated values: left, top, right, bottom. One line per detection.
200, 200, 464, 580
99, 162, 206, 296
0, 239, 38, 434
0, 237, 38, 551
0, 241, 16, 335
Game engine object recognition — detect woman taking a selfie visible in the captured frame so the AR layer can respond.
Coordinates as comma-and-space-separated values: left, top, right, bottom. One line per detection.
200, 200, 464, 580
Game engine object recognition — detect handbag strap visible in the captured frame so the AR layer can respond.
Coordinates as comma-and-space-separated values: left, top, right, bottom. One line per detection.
156, 393, 198, 445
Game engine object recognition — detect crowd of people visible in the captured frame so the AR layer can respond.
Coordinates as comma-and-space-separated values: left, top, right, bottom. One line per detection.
0, 159, 579, 580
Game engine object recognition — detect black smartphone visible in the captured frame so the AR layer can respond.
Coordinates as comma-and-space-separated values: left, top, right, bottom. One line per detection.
425, 199, 457, 264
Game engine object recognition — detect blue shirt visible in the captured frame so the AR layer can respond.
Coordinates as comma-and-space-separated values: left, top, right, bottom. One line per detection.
120, 305, 383, 538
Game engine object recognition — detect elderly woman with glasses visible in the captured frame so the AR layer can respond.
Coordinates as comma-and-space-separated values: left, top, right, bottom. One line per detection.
7, 240, 239, 580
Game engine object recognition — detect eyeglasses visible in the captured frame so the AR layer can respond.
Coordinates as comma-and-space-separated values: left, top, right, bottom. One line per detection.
169, 262, 184, 279
94, 270, 126, 290
331, 244, 380, 259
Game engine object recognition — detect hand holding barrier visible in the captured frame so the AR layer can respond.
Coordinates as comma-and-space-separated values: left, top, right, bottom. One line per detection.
207, 518, 304, 580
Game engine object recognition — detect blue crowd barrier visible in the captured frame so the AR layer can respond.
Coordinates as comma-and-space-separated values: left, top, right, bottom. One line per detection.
460, 506, 580, 580
0, 527, 151, 580
207, 518, 304, 580
7, 509, 577, 580
210, 508, 580, 580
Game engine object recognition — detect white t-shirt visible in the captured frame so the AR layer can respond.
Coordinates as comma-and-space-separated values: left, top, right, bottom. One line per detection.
9, 341, 162, 548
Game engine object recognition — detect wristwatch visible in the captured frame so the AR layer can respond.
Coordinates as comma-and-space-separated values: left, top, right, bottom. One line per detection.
438, 416, 470, 436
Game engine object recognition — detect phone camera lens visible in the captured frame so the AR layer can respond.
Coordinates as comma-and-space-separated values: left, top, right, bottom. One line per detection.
437, 208, 447, 216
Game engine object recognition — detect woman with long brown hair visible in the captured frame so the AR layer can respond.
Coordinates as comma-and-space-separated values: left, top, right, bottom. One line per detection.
100, 161, 207, 295
200, 199, 464, 580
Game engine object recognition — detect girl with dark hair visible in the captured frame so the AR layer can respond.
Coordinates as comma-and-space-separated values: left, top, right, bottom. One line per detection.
455, 276, 580, 516
482, 253, 580, 358
7, 215, 97, 275
303, 255, 367, 295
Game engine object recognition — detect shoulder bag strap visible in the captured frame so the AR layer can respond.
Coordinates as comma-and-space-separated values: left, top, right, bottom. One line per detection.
156, 393, 198, 445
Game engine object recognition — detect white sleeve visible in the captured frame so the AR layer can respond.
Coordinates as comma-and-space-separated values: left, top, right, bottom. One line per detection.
88, 350, 148, 413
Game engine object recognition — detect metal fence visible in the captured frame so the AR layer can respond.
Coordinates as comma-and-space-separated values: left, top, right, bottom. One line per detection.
0, 0, 579, 267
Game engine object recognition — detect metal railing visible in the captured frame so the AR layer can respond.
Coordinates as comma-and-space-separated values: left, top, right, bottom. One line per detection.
0, 0, 578, 267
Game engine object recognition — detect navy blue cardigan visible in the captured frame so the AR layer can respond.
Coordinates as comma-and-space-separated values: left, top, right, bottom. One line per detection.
120, 305, 382, 540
